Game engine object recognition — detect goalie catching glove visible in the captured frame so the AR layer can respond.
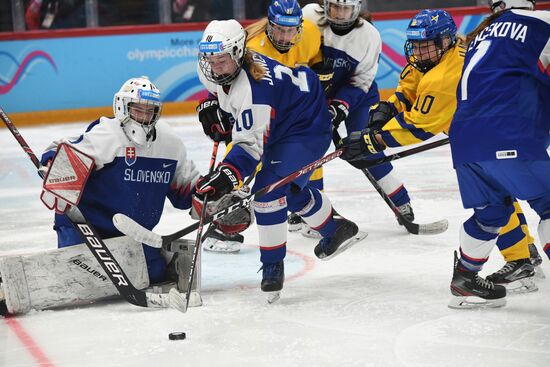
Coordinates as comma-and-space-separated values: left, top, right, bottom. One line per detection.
194, 164, 241, 202
341, 128, 386, 161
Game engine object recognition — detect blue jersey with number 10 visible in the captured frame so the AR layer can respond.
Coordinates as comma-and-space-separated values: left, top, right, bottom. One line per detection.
199, 52, 332, 178
450, 9, 550, 167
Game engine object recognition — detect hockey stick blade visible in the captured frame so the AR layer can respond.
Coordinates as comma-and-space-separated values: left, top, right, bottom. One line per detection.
113, 213, 163, 248
401, 218, 449, 235
145, 288, 188, 313
363, 167, 449, 236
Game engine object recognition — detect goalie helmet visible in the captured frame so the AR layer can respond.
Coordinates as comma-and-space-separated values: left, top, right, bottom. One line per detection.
198, 20, 246, 86
113, 76, 162, 147
266, 0, 303, 52
489, 0, 535, 12
324, 0, 362, 31
404, 9, 457, 73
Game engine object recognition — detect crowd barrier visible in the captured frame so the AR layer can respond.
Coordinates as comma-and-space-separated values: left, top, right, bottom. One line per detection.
1, 4, 548, 126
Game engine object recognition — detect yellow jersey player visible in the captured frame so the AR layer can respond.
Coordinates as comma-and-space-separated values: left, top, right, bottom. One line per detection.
342, 9, 543, 294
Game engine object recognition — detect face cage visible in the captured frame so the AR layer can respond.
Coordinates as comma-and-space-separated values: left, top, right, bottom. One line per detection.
199, 54, 242, 86
126, 100, 161, 137
404, 38, 449, 73
325, 2, 360, 30
266, 21, 303, 52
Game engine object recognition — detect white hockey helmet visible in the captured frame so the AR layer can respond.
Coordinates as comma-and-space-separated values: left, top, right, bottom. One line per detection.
324, 0, 363, 30
489, 0, 535, 12
113, 76, 162, 147
198, 20, 246, 86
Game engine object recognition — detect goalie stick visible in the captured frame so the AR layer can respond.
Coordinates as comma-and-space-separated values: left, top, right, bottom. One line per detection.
0, 106, 187, 313
334, 126, 448, 235
115, 136, 450, 248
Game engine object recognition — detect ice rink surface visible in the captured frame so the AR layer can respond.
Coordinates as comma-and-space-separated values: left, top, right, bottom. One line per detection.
1, 116, 549, 367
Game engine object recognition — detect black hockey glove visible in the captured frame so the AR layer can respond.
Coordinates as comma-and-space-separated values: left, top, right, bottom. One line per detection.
311, 61, 334, 96
328, 99, 349, 129
196, 98, 232, 142
341, 128, 385, 161
194, 164, 241, 202
368, 101, 397, 131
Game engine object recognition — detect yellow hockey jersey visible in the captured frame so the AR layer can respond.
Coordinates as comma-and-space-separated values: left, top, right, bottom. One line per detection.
246, 19, 322, 67
380, 40, 467, 147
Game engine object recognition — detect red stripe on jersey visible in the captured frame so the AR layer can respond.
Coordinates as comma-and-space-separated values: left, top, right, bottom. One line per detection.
538, 59, 550, 76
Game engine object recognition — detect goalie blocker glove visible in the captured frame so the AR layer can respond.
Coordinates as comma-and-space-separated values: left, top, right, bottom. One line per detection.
196, 98, 232, 142
368, 101, 397, 131
195, 164, 241, 202
341, 128, 385, 161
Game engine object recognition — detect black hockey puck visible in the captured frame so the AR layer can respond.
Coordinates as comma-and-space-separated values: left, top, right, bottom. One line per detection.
168, 332, 186, 340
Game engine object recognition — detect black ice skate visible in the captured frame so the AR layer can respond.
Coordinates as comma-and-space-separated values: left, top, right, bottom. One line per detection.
260, 261, 284, 304
486, 258, 537, 294
449, 251, 506, 309
0, 276, 7, 317
287, 213, 304, 232
396, 202, 415, 225
201, 224, 243, 253
314, 215, 367, 261
529, 244, 545, 280
288, 213, 321, 238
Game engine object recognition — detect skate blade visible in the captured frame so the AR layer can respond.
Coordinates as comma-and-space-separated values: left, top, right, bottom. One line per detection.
203, 239, 241, 254
503, 278, 538, 295
266, 292, 281, 304
534, 266, 546, 280
288, 224, 303, 233
301, 228, 322, 239
448, 296, 506, 309
321, 231, 368, 261
203, 246, 240, 254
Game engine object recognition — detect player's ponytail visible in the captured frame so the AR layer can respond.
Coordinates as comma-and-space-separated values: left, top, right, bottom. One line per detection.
245, 18, 268, 42
465, 12, 505, 45
244, 50, 267, 82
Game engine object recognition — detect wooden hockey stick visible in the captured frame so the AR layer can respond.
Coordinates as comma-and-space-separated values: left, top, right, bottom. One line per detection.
0, 106, 187, 313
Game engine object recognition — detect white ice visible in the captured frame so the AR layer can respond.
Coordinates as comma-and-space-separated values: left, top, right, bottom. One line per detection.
1, 116, 549, 367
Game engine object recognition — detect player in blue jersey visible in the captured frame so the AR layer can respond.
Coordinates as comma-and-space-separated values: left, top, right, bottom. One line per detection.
447, 0, 550, 309
40, 76, 200, 284
194, 19, 367, 298
302, 0, 415, 226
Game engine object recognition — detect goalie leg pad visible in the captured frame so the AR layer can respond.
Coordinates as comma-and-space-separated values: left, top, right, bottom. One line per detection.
165, 239, 202, 307
0, 236, 148, 315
